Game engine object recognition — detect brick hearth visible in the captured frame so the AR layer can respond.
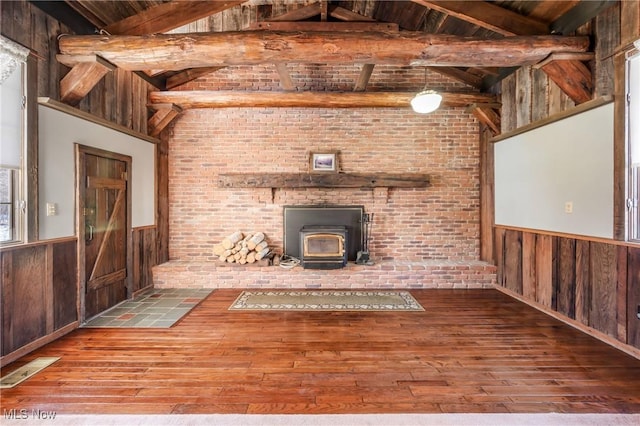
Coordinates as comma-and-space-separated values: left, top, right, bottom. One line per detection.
152, 260, 496, 289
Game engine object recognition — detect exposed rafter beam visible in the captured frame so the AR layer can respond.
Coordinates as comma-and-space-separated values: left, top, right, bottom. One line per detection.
58, 32, 590, 70
411, 0, 549, 36
57, 55, 116, 105
148, 103, 183, 137
248, 22, 398, 32
268, 3, 322, 21
104, 1, 246, 35
550, 0, 617, 35
149, 90, 498, 109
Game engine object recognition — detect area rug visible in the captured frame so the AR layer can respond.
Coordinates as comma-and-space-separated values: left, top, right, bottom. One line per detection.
229, 290, 424, 311
83, 288, 213, 328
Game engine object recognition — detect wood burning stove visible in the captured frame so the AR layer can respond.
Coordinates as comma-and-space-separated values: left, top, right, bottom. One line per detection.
299, 225, 348, 269
283, 205, 363, 268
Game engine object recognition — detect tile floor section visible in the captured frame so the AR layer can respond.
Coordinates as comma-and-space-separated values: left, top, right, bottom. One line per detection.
83, 288, 213, 328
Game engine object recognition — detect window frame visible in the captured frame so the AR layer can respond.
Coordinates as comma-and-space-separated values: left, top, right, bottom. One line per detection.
627, 47, 640, 242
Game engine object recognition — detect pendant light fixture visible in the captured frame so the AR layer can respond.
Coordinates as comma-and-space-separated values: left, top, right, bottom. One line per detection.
411, 68, 442, 114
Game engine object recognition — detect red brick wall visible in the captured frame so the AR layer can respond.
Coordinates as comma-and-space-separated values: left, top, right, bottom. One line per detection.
167, 65, 480, 263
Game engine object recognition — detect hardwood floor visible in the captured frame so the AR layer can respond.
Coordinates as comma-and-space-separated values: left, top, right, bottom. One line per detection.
2, 289, 640, 414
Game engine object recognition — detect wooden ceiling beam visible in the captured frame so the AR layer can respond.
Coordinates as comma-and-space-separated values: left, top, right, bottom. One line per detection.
148, 103, 183, 137
268, 3, 322, 22
411, 0, 549, 36
148, 90, 498, 109
58, 32, 590, 70
468, 104, 501, 134
104, 0, 246, 35
329, 6, 376, 22
538, 59, 593, 104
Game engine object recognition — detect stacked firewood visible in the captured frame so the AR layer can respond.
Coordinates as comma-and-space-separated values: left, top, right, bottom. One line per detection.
213, 231, 270, 264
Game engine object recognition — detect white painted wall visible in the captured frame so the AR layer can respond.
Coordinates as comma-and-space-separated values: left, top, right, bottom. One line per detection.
38, 104, 155, 240
494, 102, 614, 239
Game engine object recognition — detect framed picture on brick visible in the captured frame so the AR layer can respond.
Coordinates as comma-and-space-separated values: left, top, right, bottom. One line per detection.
310, 151, 339, 173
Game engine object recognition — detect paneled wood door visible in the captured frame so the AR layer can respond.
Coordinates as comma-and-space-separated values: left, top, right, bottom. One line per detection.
77, 145, 132, 321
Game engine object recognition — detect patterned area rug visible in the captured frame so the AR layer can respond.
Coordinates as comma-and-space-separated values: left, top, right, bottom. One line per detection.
229, 290, 424, 311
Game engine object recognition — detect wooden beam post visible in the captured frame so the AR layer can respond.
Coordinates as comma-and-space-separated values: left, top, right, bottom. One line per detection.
147, 103, 183, 137
57, 55, 116, 105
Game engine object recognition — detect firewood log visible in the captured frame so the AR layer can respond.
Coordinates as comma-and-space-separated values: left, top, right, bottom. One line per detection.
247, 232, 265, 250
255, 247, 270, 260
246, 252, 256, 263
222, 231, 243, 249
254, 240, 268, 252
238, 257, 247, 265
213, 244, 225, 256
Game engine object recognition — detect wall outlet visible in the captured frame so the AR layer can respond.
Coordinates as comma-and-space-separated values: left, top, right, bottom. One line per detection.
564, 201, 573, 214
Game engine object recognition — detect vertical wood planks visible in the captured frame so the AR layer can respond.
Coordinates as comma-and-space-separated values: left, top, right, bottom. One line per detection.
52, 240, 78, 330
521, 232, 536, 300
535, 234, 553, 308
556, 238, 576, 319
628, 246, 640, 347
589, 242, 619, 338
504, 230, 523, 295
575, 240, 590, 325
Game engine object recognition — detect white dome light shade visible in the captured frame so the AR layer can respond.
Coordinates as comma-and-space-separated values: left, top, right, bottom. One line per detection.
410, 90, 442, 114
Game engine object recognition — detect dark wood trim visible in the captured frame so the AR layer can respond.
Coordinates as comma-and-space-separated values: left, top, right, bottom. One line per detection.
613, 52, 627, 240
491, 96, 614, 143
26, 54, 38, 242
494, 224, 640, 248
479, 125, 495, 263
38, 97, 159, 144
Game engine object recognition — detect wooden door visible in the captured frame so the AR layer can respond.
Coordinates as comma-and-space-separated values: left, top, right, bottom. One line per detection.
77, 146, 132, 321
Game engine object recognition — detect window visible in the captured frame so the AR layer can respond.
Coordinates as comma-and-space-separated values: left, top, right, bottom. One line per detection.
628, 45, 640, 241
0, 37, 29, 244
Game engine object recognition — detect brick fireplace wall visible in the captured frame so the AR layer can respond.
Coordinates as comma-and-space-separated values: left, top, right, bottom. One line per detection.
153, 65, 497, 289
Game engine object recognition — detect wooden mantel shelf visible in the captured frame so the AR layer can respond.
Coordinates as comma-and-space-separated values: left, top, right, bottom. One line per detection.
217, 173, 430, 189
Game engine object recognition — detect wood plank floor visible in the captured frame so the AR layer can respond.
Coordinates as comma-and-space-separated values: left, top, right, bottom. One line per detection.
2, 289, 640, 414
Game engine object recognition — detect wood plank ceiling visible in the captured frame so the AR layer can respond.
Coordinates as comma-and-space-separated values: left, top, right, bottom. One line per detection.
33, 0, 615, 136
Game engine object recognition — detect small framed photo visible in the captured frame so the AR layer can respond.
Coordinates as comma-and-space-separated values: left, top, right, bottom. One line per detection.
310, 151, 339, 173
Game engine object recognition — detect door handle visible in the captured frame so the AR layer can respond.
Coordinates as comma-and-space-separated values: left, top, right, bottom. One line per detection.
87, 225, 94, 242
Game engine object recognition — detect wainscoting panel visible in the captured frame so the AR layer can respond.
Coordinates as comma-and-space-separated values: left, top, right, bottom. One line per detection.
495, 226, 640, 349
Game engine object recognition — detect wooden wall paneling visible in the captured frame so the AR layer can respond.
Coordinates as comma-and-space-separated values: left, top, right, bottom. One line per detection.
516, 66, 532, 128
535, 234, 554, 308
575, 240, 591, 325
88, 70, 107, 119
530, 67, 549, 123
617, 245, 629, 343
494, 227, 506, 287
504, 230, 523, 295
620, 0, 640, 46
479, 125, 494, 263
594, 3, 620, 98
1, 251, 14, 356
0, 0, 31, 48
103, 68, 117, 123
131, 74, 148, 134
52, 240, 78, 329
628, 246, 640, 348
547, 78, 575, 117
589, 242, 619, 338
500, 73, 517, 133
117, 68, 133, 129
1, 247, 48, 355
556, 237, 576, 319
521, 231, 537, 300
132, 227, 156, 295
